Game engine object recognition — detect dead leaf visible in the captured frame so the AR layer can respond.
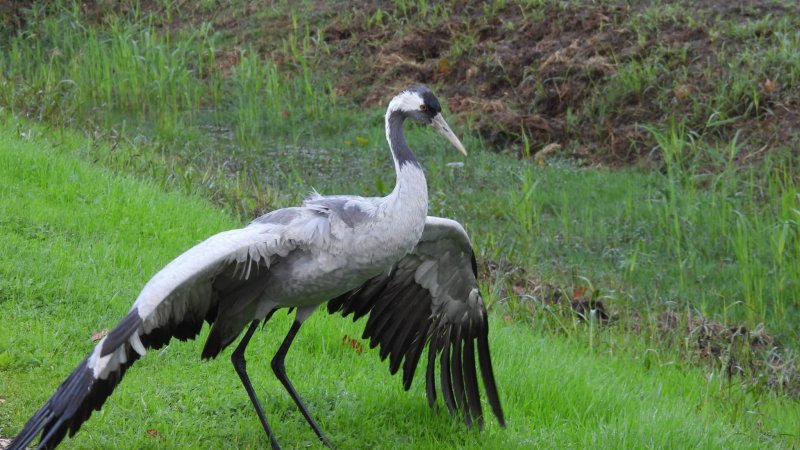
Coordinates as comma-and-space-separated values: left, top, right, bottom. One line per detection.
573, 286, 588, 299
466, 65, 478, 80
539, 143, 562, 157
91, 328, 109, 341
674, 84, 692, 100
763, 78, 778, 94
341, 334, 364, 354
438, 58, 450, 74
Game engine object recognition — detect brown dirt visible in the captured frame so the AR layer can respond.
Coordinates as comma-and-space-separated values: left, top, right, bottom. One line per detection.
324, 3, 636, 158
9, 0, 797, 166
0, 0, 33, 31
316, 0, 800, 165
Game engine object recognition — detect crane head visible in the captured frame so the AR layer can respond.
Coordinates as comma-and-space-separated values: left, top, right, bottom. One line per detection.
390, 85, 468, 156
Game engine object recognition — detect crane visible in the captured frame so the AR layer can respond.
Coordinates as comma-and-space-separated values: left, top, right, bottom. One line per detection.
8, 85, 505, 450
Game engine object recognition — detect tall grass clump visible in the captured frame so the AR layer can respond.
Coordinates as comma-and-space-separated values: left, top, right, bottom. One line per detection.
230, 40, 339, 148
232, 50, 282, 146
646, 120, 800, 337
505, 166, 542, 258
0, 2, 218, 133
0, 1, 347, 171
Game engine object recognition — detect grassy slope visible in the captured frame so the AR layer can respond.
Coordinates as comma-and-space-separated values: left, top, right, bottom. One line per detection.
3, 1, 800, 343
1, 117, 799, 449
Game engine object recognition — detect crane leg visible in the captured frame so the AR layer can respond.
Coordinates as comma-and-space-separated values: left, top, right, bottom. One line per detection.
232, 313, 281, 450
272, 319, 334, 449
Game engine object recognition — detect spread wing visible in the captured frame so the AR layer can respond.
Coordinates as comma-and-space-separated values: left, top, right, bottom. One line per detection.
327, 216, 505, 429
9, 209, 321, 450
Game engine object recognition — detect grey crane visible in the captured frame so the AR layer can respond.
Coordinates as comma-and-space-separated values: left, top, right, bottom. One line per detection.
9, 85, 505, 450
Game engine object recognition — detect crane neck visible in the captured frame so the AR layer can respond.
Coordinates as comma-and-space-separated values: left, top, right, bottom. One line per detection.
386, 110, 420, 170
384, 109, 428, 224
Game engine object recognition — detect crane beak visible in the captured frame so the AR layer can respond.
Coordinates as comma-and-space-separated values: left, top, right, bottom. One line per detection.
431, 113, 467, 156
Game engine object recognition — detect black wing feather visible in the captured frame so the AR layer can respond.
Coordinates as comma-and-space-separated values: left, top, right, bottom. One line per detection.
387, 291, 429, 374
438, 328, 457, 416
425, 336, 439, 408
382, 284, 428, 364
401, 323, 431, 388
462, 337, 484, 428
478, 322, 506, 426
450, 327, 466, 413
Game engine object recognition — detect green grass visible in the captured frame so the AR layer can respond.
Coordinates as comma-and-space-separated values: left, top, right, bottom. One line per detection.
1, 114, 799, 449
0, 1, 339, 148
2, 1, 800, 448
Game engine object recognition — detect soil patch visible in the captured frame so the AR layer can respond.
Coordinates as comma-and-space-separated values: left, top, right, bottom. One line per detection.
319, 1, 800, 165
8, 1, 798, 166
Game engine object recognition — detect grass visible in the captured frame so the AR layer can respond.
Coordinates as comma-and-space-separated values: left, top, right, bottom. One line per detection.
4, 1, 800, 336
1, 1, 800, 448
1, 114, 799, 449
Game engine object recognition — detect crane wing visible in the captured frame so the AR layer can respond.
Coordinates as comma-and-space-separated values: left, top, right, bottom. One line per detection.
10, 218, 303, 450
327, 216, 505, 428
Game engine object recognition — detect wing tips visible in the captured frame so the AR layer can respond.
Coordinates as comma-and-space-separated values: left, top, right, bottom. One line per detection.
477, 325, 506, 427
11, 307, 158, 449
450, 328, 466, 416
438, 329, 457, 417
462, 338, 484, 429
424, 316, 504, 429
436, 321, 499, 430
6, 408, 53, 450
425, 341, 438, 409
8, 357, 99, 450
11, 346, 147, 450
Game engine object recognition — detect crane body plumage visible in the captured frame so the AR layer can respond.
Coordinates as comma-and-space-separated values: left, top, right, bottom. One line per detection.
9, 85, 504, 450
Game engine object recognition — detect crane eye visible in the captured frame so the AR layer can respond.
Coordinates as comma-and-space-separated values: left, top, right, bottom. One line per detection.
419, 104, 428, 112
